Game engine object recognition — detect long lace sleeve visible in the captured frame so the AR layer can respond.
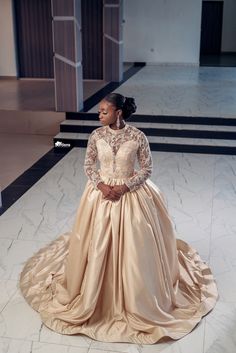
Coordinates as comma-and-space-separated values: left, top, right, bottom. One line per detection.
84, 130, 102, 188
125, 132, 153, 192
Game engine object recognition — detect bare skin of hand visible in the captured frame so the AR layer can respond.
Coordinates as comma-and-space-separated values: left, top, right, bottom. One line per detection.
112, 184, 129, 197
97, 183, 112, 198
97, 183, 129, 202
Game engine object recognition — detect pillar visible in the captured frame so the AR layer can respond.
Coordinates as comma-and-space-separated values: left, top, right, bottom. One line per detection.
52, 0, 83, 111
103, 0, 124, 82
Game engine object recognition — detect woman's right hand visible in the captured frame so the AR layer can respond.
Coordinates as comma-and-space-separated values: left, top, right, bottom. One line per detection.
97, 183, 121, 201
97, 182, 112, 198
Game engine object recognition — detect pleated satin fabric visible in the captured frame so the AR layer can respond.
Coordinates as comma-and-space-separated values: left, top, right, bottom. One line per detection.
20, 177, 218, 344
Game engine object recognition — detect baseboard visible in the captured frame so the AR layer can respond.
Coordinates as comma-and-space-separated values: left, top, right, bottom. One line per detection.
146, 62, 199, 67
0, 76, 18, 80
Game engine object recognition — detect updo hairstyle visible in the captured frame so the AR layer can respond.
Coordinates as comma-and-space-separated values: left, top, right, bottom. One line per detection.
104, 93, 136, 120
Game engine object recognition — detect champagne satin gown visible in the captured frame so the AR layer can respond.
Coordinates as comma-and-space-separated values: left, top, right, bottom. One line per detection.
20, 124, 218, 344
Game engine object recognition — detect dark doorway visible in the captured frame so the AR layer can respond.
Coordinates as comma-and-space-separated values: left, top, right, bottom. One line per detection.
200, 1, 223, 55
81, 0, 103, 80
14, 0, 54, 78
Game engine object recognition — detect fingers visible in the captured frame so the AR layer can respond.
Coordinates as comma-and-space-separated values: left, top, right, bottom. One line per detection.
104, 196, 120, 202
103, 190, 121, 202
110, 190, 121, 197
101, 185, 113, 198
101, 184, 127, 202
104, 192, 120, 201
111, 185, 128, 196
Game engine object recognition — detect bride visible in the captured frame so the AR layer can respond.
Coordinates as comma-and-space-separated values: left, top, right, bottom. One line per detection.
20, 92, 218, 344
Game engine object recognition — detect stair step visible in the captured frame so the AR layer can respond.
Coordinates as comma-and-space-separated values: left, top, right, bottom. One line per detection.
62, 119, 236, 130
55, 132, 90, 141
54, 132, 236, 147
60, 120, 236, 140
53, 132, 236, 155
61, 119, 236, 134
66, 112, 236, 126
55, 113, 236, 155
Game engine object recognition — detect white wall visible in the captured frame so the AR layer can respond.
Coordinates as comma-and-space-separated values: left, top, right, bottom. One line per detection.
123, 0, 202, 65
0, 0, 17, 76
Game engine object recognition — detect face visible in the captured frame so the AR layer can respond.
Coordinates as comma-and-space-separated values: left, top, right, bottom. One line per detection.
98, 100, 122, 126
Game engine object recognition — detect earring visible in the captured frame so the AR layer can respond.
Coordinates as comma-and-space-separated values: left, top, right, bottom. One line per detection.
116, 117, 120, 128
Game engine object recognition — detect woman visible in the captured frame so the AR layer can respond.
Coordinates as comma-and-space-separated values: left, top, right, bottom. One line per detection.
20, 93, 218, 344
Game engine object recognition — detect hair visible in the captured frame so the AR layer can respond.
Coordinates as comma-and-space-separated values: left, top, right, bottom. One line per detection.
103, 93, 137, 120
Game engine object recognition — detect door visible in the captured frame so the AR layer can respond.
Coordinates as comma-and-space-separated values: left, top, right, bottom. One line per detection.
200, 1, 224, 55
81, 0, 103, 79
14, 0, 54, 78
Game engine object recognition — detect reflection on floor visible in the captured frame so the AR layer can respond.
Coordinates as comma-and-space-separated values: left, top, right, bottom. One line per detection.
200, 53, 236, 67
0, 148, 235, 353
89, 65, 236, 118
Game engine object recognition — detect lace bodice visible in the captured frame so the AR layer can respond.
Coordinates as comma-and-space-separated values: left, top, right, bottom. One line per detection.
84, 124, 153, 191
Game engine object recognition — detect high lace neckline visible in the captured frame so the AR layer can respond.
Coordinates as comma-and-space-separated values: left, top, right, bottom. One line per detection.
107, 124, 128, 134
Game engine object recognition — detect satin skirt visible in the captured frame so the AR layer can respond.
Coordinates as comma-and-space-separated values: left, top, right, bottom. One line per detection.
19, 178, 218, 344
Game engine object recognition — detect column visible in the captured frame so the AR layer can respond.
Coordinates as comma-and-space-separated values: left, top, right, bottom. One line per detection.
103, 0, 124, 82
52, 0, 83, 111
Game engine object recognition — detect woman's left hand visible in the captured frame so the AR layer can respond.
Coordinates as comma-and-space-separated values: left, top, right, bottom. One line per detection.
112, 184, 129, 195
105, 184, 129, 201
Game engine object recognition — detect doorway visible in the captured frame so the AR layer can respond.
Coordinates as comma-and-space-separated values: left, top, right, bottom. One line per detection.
81, 0, 103, 80
200, 1, 227, 66
200, 1, 223, 56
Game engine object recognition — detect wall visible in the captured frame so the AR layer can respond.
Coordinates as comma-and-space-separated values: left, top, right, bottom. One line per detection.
0, 0, 17, 76
123, 0, 202, 65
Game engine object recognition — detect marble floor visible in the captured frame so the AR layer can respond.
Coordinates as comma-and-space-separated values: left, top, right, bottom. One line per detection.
0, 147, 235, 353
89, 65, 236, 118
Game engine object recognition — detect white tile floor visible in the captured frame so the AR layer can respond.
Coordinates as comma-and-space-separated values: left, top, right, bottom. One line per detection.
0, 148, 235, 353
90, 65, 236, 118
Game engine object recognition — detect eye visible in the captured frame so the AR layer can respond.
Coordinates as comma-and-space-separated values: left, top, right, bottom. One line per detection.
98, 110, 108, 115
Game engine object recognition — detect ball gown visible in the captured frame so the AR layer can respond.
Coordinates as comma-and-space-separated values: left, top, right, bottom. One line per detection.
19, 124, 218, 344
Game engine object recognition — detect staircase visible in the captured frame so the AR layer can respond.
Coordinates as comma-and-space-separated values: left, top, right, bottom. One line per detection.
54, 112, 236, 155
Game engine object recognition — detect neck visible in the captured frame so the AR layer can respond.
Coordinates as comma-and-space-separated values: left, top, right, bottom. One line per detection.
109, 120, 126, 130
